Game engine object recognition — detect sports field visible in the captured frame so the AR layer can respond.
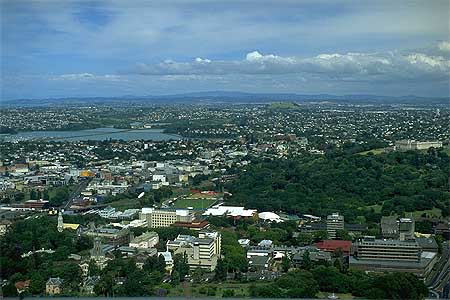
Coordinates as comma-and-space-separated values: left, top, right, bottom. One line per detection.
172, 197, 217, 210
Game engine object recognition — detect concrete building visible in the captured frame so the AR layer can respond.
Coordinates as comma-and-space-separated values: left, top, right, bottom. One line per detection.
395, 140, 442, 151
350, 236, 437, 277
166, 230, 221, 271
398, 218, 415, 241
129, 231, 159, 249
353, 236, 420, 262
84, 227, 130, 246
381, 216, 415, 240
381, 216, 399, 238
326, 212, 344, 239
140, 208, 195, 228
292, 249, 332, 266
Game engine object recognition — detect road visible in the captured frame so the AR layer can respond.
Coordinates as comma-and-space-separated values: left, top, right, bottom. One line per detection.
428, 241, 450, 299
62, 178, 91, 210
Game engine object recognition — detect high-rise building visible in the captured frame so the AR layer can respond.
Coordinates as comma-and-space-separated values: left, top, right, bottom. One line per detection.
166, 230, 222, 271
327, 213, 344, 239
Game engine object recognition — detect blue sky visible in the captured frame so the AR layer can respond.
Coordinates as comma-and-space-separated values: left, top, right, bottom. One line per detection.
1, 0, 449, 100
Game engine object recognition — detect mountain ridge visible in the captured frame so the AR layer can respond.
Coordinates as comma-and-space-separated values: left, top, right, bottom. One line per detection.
2, 91, 449, 106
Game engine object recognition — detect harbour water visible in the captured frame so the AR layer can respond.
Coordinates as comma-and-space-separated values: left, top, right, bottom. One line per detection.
0, 128, 182, 142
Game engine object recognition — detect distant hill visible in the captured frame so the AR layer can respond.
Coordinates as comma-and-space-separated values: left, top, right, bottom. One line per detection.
2, 91, 449, 107
268, 102, 300, 110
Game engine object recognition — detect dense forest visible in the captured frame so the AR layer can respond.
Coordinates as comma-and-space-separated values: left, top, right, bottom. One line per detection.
226, 149, 450, 222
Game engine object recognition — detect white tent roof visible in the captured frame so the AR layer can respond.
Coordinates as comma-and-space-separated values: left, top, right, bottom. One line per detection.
258, 211, 281, 221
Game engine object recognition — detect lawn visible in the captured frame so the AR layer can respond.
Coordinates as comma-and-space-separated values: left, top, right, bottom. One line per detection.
365, 204, 383, 213
166, 282, 257, 297
412, 207, 442, 219
108, 198, 139, 210
172, 197, 217, 210
358, 148, 385, 155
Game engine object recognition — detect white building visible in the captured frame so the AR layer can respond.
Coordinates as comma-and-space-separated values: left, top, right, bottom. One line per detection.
140, 208, 195, 228
158, 251, 173, 272
166, 230, 222, 271
327, 212, 344, 239
129, 231, 159, 249
258, 212, 282, 223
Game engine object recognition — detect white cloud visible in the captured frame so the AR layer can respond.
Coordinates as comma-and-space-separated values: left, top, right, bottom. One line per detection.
126, 43, 450, 83
50, 73, 124, 81
438, 41, 450, 52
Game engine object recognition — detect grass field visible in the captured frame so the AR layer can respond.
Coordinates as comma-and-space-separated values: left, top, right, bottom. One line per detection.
172, 197, 217, 210
358, 148, 385, 155
412, 207, 442, 219
108, 198, 139, 210
365, 204, 383, 213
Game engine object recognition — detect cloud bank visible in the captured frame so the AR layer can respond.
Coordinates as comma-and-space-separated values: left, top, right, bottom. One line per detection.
127, 43, 450, 83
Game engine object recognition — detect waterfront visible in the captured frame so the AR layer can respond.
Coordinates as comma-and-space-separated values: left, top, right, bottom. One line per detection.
0, 128, 181, 142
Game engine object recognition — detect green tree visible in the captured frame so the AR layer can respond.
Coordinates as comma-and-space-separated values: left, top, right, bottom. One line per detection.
281, 254, 291, 272
222, 289, 235, 297
301, 250, 312, 270
215, 258, 227, 281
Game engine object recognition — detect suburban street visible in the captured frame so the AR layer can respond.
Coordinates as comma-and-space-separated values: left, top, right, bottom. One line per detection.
62, 178, 91, 210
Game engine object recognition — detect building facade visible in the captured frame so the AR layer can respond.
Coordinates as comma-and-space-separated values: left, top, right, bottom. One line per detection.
326, 212, 344, 239
129, 231, 159, 249
166, 230, 221, 271
353, 236, 420, 262
140, 208, 195, 228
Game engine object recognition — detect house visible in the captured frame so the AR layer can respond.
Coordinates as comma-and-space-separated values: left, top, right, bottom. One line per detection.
81, 276, 100, 295
258, 240, 273, 248
159, 251, 173, 272
46, 277, 63, 295
0, 219, 12, 236
79, 262, 90, 277
238, 239, 251, 248
15, 280, 31, 294
292, 250, 332, 266
248, 255, 271, 271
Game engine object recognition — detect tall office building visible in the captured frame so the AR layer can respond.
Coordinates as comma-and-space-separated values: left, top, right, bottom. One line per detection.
327, 212, 344, 239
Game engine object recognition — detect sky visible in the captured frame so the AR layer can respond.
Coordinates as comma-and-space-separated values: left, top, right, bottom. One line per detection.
1, 0, 449, 100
